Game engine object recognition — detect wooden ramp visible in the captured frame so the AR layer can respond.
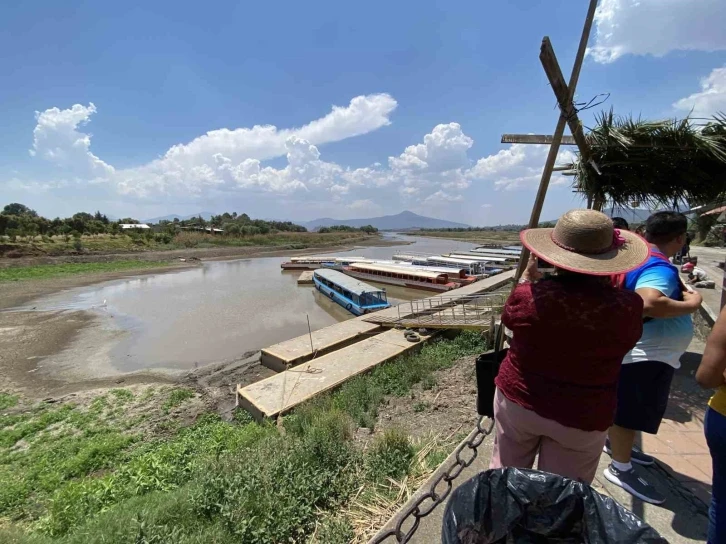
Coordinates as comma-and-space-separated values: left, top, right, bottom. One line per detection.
239, 329, 425, 420
260, 319, 381, 371
297, 271, 314, 284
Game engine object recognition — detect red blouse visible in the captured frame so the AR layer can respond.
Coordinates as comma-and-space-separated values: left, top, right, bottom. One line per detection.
495, 277, 644, 432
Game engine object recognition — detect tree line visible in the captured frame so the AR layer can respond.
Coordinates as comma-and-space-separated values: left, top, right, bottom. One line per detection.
0, 203, 378, 239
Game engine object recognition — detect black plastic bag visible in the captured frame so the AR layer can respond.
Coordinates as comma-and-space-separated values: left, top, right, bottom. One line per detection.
442, 468, 666, 544
475, 347, 507, 417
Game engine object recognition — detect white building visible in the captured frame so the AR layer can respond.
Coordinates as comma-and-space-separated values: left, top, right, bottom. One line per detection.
120, 223, 151, 230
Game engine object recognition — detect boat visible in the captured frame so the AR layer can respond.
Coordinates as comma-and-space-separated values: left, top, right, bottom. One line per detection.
281, 256, 336, 270
471, 247, 522, 256
343, 262, 458, 292
368, 261, 477, 284
448, 253, 512, 263
281, 255, 372, 270
423, 256, 489, 275
312, 269, 390, 315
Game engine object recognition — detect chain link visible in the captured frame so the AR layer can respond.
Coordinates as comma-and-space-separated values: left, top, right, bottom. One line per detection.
369, 416, 494, 544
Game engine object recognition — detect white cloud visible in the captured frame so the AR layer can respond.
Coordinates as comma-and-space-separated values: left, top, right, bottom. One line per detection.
22, 100, 577, 216
673, 66, 726, 118
589, 0, 726, 63
30, 103, 114, 178
468, 144, 572, 191
481, 204, 492, 209
424, 190, 463, 203
347, 199, 381, 213
33, 94, 396, 197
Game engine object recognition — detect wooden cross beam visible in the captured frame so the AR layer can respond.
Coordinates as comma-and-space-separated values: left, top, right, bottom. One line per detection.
539, 37, 593, 165
501, 134, 577, 145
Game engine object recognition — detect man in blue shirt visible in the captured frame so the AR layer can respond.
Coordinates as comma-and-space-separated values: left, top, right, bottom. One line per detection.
604, 212, 702, 504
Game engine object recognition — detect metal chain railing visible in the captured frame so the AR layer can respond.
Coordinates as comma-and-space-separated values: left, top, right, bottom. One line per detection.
369, 415, 494, 544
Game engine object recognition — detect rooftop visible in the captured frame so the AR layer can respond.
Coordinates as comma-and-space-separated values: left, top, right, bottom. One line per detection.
314, 268, 385, 296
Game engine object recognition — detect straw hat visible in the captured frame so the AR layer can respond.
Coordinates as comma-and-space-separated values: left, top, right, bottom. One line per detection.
520, 209, 649, 275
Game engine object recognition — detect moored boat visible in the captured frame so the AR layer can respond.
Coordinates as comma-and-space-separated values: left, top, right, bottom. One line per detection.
343, 262, 458, 292
312, 269, 391, 315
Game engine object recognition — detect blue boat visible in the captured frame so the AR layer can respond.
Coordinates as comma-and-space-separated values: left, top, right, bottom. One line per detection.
313, 269, 390, 316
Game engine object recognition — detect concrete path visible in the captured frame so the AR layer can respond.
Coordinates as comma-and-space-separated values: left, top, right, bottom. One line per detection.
689, 245, 724, 317
370, 339, 713, 543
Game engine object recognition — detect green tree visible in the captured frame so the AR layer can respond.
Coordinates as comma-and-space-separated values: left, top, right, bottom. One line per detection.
2, 203, 37, 216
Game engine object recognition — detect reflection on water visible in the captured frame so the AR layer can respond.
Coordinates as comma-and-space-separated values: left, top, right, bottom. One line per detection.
23, 234, 479, 371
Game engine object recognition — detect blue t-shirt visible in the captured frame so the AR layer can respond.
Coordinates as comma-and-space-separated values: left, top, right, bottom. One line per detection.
622, 252, 693, 368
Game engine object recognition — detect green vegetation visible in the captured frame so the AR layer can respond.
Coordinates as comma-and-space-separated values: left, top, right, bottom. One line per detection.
407, 228, 521, 244
0, 203, 379, 258
317, 224, 378, 234
0, 261, 170, 283
0, 393, 18, 410
0, 332, 485, 543
162, 389, 195, 413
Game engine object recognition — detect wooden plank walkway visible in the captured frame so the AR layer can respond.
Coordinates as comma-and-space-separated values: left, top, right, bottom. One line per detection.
297, 271, 314, 284
239, 329, 426, 420
260, 319, 381, 371
366, 302, 502, 330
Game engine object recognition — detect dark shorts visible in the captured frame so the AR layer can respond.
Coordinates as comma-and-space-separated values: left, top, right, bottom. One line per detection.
614, 361, 675, 434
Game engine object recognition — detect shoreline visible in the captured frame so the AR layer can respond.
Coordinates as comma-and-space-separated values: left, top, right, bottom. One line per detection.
0, 237, 409, 398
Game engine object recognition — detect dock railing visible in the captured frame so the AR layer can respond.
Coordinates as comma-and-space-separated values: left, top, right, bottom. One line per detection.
364, 291, 507, 330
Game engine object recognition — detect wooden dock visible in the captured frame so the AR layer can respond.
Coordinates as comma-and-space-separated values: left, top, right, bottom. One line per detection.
297, 271, 314, 284
260, 319, 382, 371
239, 329, 427, 420
259, 269, 515, 371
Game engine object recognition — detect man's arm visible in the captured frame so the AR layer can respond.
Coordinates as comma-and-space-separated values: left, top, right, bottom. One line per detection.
696, 306, 726, 389
636, 287, 702, 318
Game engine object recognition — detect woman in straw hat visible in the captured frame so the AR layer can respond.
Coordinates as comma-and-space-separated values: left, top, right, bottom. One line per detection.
489, 209, 649, 484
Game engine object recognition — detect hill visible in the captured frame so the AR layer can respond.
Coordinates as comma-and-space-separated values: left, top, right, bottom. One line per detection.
303, 210, 469, 231
144, 212, 214, 223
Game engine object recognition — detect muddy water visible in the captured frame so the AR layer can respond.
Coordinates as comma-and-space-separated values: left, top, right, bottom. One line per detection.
23, 235, 482, 372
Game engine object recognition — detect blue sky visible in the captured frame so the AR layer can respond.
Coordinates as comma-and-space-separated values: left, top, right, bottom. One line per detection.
2, 0, 725, 225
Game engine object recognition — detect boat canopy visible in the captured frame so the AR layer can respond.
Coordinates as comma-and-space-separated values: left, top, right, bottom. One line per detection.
348, 262, 446, 281
313, 268, 384, 296
290, 256, 333, 262
448, 253, 509, 263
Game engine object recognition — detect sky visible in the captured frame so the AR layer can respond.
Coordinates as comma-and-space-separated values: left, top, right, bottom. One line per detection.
1, 0, 726, 226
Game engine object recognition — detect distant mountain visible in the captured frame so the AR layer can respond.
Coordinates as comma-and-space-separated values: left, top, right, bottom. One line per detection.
603, 207, 656, 224
144, 212, 214, 223
302, 211, 470, 231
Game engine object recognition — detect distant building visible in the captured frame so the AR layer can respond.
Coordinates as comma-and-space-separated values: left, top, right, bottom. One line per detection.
120, 223, 151, 230
179, 226, 224, 233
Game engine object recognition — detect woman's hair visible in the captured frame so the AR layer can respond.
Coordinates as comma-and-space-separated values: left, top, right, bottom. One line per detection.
611, 217, 629, 231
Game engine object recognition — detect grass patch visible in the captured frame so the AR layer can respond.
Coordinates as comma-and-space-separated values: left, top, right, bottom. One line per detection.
0, 261, 170, 282
0, 332, 485, 543
162, 389, 195, 413
0, 393, 19, 410
109, 389, 134, 403
406, 230, 520, 244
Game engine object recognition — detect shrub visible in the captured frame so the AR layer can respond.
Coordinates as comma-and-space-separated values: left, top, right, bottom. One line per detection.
191, 429, 356, 544
366, 428, 415, 483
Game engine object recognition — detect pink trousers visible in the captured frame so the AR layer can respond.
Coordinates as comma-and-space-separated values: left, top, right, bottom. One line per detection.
489, 389, 607, 484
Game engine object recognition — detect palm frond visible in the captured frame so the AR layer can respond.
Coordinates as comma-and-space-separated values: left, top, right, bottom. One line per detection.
569, 109, 726, 207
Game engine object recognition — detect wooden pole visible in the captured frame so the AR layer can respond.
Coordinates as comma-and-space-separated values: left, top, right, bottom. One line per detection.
513, 0, 599, 283
496, 0, 599, 352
